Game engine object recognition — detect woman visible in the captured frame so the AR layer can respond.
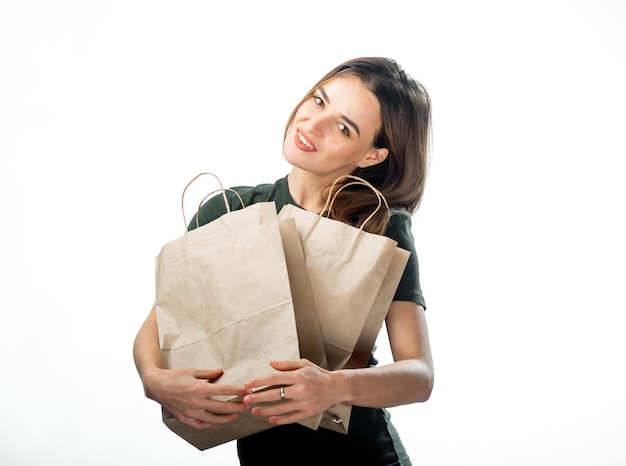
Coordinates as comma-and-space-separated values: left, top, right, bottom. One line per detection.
133, 56, 434, 465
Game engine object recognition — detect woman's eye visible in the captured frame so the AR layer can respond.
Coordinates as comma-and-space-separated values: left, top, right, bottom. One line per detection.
338, 123, 350, 137
314, 96, 325, 107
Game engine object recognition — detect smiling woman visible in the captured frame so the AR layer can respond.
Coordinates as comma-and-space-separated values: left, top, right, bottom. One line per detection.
133, 56, 434, 465
283, 75, 388, 193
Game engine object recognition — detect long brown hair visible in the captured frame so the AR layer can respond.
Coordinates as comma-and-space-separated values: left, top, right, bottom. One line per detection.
284, 57, 431, 235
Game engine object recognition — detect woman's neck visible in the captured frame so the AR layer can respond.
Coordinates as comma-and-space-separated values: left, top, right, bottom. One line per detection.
286, 168, 332, 213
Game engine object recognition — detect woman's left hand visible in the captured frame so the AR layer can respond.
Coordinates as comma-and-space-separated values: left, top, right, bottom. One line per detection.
242, 359, 348, 425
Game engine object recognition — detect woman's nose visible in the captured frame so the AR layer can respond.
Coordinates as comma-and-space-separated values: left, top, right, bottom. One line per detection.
306, 114, 327, 135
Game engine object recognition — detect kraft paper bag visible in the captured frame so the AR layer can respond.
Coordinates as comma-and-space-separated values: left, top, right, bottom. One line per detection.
278, 176, 406, 371
155, 173, 301, 450
278, 176, 411, 434
279, 201, 398, 369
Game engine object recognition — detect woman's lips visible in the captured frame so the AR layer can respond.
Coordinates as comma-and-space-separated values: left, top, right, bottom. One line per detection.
295, 129, 316, 152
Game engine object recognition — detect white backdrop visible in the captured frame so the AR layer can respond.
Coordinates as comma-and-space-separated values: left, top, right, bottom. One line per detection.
2, 1, 625, 465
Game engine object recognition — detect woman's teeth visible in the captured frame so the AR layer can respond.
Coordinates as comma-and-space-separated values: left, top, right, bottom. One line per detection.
298, 131, 314, 150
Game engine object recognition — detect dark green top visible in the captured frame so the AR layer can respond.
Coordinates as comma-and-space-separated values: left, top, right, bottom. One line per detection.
190, 176, 425, 308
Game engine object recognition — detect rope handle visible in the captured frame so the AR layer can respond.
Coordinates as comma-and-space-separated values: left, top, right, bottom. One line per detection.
181, 172, 245, 231
321, 175, 389, 231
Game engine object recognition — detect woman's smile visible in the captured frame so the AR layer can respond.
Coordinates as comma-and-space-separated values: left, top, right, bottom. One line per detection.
296, 129, 316, 152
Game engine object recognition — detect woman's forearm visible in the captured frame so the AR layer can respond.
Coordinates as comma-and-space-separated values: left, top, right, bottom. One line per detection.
339, 358, 434, 408
340, 301, 434, 408
133, 304, 163, 383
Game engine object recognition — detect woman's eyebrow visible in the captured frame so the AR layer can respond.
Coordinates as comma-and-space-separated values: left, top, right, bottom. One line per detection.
318, 86, 361, 137
319, 86, 331, 103
342, 115, 360, 137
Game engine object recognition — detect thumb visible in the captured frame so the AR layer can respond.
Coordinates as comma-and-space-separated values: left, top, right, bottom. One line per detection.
194, 368, 224, 382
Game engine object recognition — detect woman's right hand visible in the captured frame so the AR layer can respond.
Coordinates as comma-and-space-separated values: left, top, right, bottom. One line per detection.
142, 366, 249, 430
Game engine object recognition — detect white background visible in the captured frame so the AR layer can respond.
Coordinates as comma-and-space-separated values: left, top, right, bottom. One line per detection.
2, 1, 625, 464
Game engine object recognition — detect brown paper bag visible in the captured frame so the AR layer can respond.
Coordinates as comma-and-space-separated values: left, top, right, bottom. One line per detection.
279, 201, 398, 369
278, 176, 405, 371
278, 175, 411, 434
155, 173, 301, 450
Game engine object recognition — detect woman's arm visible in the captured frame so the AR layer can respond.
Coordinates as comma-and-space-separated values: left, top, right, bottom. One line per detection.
133, 304, 249, 429
242, 301, 434, 425
346, 301, 434, 406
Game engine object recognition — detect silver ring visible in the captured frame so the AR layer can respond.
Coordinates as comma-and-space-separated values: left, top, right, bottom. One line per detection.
280, 385, 286, 400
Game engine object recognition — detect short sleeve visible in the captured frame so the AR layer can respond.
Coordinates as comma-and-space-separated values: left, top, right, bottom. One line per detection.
384, 211, 426, 308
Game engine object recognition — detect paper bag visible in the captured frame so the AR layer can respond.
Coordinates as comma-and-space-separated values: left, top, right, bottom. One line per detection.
155, 173, 301, 450
278, 175, 411, 434
278, 176, 407, 371
279, 201, 398, 369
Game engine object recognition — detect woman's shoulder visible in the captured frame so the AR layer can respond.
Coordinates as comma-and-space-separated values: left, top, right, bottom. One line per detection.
227, 176, 290, 207
385, 209, 414, 242
192, 177, 290, 229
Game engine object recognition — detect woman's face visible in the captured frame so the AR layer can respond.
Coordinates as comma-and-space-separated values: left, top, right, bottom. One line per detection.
283, 75, 386, 181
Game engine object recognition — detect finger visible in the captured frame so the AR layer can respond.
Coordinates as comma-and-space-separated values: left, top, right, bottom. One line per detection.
198, 412, 240, 426
269, 359, 309, 371
185, 391, 250, 413
244, 361, 303, 389
243, 385, 290, 406
244, 374, 284, 391
203, 399, 250, 415
269, 411, 311, 425
250, 393, 296, 417
182, 412, 240, 430
178, 416, 210, 430
196, 383, 248, 398
194, 368, 224, 381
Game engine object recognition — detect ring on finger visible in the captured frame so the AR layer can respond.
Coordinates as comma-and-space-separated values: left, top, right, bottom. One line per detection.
280, 385, 286, 400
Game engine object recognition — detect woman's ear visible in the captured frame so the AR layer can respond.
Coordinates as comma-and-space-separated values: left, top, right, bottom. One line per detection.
358, 147, 389, 168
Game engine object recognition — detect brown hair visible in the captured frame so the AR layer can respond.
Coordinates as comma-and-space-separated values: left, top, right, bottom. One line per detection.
284, 57, 432, 235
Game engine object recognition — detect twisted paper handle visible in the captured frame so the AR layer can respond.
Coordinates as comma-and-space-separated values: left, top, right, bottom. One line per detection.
181, 172, 246, 230
321, 174, 389, 231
